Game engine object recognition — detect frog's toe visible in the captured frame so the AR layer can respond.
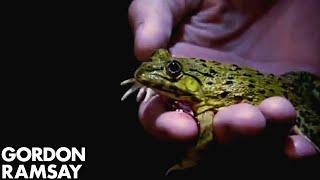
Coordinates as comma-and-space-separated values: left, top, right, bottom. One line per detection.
136, 86, 146, 102
142, 88, 156, 103
121, 83, 141, 101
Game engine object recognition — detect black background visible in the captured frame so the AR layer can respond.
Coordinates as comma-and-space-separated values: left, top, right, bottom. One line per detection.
1, 1, 319, 179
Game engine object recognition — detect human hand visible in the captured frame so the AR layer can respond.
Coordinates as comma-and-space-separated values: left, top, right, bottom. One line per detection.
129, 0, 320, 159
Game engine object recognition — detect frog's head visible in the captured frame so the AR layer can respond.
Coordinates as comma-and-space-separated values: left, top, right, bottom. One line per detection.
134, 49, 214, 103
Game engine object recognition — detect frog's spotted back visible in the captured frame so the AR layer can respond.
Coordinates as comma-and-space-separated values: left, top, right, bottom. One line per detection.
133, 49, 320, 149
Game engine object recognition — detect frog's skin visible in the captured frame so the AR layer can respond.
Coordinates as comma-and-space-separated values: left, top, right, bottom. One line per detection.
121, 49, 320, 174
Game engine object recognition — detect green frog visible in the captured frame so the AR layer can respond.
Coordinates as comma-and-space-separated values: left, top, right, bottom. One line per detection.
121, 49, 320, 174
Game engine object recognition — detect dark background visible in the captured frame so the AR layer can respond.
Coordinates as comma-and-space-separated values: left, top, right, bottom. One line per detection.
1, 1, 319, 179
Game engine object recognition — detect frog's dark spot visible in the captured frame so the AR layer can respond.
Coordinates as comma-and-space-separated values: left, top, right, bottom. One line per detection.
248, 84, 255, 88
189, 68, 215, 77
225, 80, 233, 85
200, 59, 206, 62
256, 72, 263, 76
258, 89, 266, 94
206, 81, 214, 85
220, 91, 229, 98
243, 73, 252, 77
249, 79, 255, 83
247, 96, 253, 101
231, 64, 241, 71
154, 66, 163, 71
227, 76, 234, 79
202, 63, 207, 67
210, 69, 217, 75
269, 89, 275, 93
234, 95, 243, 102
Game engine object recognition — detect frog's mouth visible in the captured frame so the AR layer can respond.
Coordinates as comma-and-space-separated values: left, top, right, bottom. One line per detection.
121, 78, 195, 116
169, 99, 195, 116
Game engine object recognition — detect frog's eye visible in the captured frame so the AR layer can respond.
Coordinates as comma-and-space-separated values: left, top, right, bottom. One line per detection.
166, 60, 182, 78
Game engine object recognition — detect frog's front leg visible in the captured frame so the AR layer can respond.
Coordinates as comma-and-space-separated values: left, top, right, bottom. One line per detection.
166, 111, 215, 175
166, 100, 229, 175
195, 111, 215, 149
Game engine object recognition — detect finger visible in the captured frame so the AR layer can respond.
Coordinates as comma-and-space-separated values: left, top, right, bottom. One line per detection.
139, 95, 198, 142
284, 135, 318, 159
129, 0, 200, 60
213, 103, 266, 143
129, 0, 173, 60
258, 96, 296, 125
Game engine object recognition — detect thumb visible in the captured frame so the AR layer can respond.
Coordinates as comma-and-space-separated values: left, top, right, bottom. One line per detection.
129, 0, 200, 60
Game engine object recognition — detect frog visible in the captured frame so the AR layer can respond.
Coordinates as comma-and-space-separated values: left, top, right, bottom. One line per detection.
121, 49, 320, 175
